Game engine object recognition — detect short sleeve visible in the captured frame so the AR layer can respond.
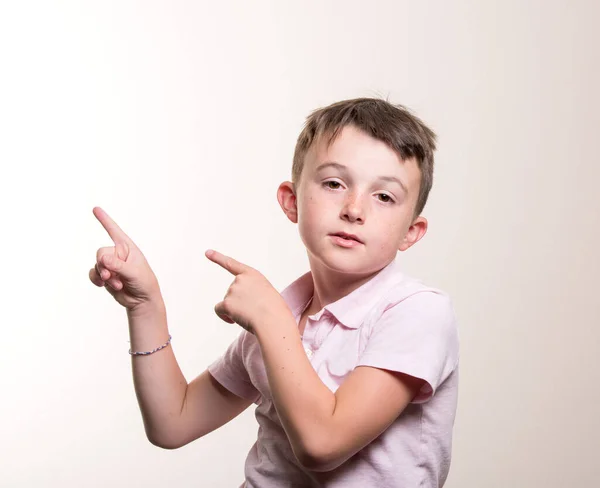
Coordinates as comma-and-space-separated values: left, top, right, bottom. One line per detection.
357, 291, 459, 404
207, 331, 261, 404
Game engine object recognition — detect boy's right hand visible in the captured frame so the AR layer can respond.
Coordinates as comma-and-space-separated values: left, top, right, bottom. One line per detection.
89, 207, 161, 311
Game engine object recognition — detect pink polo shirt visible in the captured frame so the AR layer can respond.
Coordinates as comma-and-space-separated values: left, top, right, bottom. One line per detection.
208, 257, 459, 487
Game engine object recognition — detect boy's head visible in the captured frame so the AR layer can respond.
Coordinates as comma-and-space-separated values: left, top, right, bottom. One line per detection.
277, 97, 437, 276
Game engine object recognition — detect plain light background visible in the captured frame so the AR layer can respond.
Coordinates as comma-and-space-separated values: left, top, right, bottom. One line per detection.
1, 1, 598, 487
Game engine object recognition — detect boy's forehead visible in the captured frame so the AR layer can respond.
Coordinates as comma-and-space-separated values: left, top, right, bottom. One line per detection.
308, 125, 396, 165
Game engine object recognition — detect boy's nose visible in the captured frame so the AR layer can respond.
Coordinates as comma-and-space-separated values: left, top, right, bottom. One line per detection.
341, 198, 365, 223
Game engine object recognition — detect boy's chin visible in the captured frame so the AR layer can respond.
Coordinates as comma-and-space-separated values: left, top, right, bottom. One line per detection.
312, 250, 383, 276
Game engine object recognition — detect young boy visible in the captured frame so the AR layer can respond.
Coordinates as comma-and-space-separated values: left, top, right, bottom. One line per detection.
90, 97, 459, 487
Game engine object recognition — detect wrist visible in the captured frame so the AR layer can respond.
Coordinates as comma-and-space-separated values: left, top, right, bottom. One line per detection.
253, 307, 298, 342
127, 295, 165, 318
126, 297, 169, 353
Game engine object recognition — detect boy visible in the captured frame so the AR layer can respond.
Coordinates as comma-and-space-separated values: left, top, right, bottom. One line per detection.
90, 97, 459, 487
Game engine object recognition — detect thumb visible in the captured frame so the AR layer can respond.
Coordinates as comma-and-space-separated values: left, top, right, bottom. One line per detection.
115, 241, 130, 261
102, 253, 135, 280
215, 301, 235, 324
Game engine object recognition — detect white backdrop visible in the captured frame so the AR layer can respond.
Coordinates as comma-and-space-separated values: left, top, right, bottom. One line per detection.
1, 1, 599, 487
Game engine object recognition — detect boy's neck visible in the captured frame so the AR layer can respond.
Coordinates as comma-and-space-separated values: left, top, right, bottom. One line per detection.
307, 257, 388, 314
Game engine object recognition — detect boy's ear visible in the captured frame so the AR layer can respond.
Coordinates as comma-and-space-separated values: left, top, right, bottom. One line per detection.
277, 181, 298, 223
398, 216, 428, 252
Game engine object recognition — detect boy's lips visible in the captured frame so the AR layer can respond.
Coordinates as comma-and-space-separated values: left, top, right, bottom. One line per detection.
329, 232, 364, 244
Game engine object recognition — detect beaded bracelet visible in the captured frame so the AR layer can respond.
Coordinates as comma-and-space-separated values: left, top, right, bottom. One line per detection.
129, 335, 172, 356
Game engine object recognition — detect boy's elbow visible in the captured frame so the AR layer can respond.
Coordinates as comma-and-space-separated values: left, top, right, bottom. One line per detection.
147, 433, 181, 450
295, 438, 349, 472
145, 428, 187, 450
297, 453, 336, 472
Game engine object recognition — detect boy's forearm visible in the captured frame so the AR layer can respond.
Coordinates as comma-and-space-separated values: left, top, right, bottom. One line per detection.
255, 313, 337, 466
126, 299, 188, 447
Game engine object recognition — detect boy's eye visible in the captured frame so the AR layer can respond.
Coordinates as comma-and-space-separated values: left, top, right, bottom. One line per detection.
377, 193, 393, 203
324, 181, 341, 190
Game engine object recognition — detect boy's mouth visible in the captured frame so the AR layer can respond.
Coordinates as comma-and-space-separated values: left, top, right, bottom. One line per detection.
330, 232, 363, 244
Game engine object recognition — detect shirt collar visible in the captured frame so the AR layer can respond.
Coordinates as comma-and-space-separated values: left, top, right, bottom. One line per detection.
280, 258, 405, 329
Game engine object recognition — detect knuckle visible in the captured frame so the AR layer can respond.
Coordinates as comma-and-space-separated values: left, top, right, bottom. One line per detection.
89, 268, 103, 286
94, 263, 106, 278
96, 246, 111, 262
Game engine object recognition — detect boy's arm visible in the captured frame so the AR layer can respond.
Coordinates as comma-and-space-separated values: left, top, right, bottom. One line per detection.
128, 299, 252, 449
256, 319, 423, 472
202, 250, 455, 472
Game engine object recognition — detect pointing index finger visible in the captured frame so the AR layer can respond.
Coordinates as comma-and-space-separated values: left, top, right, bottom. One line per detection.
93, 207, 132, 244
205, 249, 249, 276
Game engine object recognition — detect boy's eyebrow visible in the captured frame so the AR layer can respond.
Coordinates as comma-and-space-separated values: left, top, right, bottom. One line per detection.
377, 175, 407, 193
316, 161, 407, 193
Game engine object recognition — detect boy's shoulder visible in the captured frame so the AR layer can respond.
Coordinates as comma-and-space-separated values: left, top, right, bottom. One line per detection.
364, 268, 458, 338
374, 262, 455, 312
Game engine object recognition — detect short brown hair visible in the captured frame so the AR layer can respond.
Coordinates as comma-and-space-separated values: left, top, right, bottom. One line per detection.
292, 97, 437, 217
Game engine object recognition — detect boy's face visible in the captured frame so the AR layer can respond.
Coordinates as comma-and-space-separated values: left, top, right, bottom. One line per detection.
278, 124, 427, 277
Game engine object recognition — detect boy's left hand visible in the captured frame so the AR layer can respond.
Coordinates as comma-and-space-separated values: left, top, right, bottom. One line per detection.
205, 249, 292, 334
